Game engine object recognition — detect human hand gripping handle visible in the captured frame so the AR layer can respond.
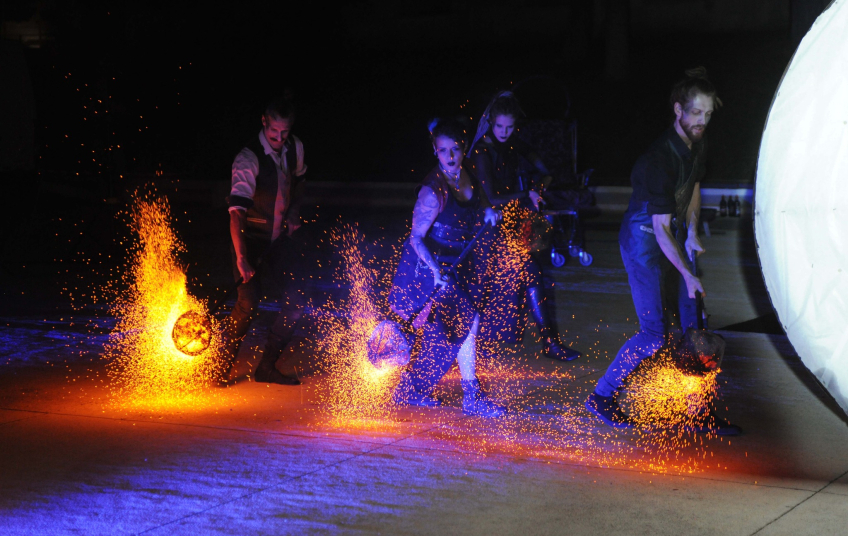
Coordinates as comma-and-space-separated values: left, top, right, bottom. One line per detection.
483, 207, 502, 226
433, 267, 449, 289
236, 256, 256, 283
685, 227, 706, 299
683, 261, 705, 300
411, 222, 492, 319
653, 213, 705, 300
685, 233, 705, 263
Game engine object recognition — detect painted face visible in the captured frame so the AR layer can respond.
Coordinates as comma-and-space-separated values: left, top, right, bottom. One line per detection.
492, 114, 516, 143
433, 135, 464, 172
261, 115, 292, 152
675, 93, 715, 145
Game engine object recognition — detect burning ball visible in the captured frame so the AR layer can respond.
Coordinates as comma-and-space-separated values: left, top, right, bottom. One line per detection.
171, 310, 212, 356
366, 320, 411, 369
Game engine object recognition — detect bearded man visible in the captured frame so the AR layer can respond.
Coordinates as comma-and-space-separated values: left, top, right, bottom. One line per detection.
221, 98, 306, 385
585, 68, 740, 436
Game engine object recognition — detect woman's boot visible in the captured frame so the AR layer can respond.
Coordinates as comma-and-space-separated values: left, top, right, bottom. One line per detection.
527, 286, 581, 361
461, 378, 506, 417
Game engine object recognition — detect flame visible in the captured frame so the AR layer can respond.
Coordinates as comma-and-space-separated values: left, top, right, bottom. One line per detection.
105, 191, 222, 410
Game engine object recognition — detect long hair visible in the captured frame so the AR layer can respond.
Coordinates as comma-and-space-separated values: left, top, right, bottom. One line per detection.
670, 67, 722, 115
469, 90, 525, 152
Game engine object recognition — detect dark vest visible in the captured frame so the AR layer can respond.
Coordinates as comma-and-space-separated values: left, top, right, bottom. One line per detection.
422, 167, 481, 265
386, 166, 482, 322
243, 135, 301, 239
620, 134, 704, 267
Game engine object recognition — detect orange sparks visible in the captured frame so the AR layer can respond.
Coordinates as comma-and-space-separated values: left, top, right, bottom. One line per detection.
307, 220, 723, 473
105, 191, 222, 410
310, 224, 402, 427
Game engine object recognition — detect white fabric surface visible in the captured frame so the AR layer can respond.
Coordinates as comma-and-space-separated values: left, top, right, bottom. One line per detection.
755, 0, 848, 413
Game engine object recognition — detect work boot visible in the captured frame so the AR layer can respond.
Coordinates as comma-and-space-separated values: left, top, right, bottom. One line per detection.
544, 337, 581, 362
528, 286, 581, 361
585, 392, 633, 429
253, 334, 300, 385
461, 379, 506, 418
391, 371, 441, 407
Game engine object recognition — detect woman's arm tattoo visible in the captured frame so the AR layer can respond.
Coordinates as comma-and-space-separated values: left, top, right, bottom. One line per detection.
410, 188, 441, 271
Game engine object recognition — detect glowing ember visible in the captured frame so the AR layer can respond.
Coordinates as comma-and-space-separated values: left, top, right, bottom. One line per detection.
105, 191, 222, 409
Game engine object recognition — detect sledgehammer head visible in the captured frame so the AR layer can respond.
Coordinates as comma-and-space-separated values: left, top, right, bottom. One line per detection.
672, 328, 725, 376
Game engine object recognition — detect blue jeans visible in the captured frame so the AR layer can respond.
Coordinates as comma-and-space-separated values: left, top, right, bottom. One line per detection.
594, 245, 697, 397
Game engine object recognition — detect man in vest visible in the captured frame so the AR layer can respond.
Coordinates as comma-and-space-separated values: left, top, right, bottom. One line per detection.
222, 98, 307, 385
585, 68, 741, 436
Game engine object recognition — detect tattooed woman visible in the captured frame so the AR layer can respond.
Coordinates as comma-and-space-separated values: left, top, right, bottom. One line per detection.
389, 118, 505, 417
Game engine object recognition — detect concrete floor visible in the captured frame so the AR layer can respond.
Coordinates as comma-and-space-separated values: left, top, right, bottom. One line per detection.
1, 215, 847, 535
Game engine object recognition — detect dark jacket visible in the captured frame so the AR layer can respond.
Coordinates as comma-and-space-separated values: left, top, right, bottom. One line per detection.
467, 133, 548, 208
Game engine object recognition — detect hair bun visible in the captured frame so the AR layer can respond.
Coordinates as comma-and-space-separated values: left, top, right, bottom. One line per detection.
427, 118, 440, 134
685, 66, 709, 80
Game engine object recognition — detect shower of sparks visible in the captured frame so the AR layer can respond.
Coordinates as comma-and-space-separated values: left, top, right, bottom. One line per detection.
477, 200, 533, 351
308, 216, 725, 473
105, 191, 223, 410
310, 223, 403, 427
625, 348, 721, 471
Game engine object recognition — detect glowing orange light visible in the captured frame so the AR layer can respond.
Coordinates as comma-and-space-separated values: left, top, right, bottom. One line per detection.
105, 191, 223, 410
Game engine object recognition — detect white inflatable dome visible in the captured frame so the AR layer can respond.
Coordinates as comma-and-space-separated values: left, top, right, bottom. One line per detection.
756, 0, 848, 413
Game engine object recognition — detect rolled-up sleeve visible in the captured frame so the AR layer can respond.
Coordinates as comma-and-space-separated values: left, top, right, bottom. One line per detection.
229, 148, 259, 212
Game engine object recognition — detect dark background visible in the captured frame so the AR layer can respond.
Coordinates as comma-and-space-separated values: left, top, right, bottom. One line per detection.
1, 0, 830, 186
0, 0, 831, 318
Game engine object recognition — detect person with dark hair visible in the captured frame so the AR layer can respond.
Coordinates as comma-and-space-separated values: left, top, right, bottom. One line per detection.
220, 97, 307, 385
467, 91, 581, 362
585, 68, 740, 436
389, 118, 505, 417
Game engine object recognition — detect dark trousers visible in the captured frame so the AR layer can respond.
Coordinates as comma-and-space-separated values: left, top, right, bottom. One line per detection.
595, 245, 697, 397
223, 233, 303, 351
407, 319, 462, 396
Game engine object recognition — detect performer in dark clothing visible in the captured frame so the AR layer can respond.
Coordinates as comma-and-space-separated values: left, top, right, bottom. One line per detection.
221, 98, 307, 385
468, 91, 581, 361
585, 68, 740, 436
389, 118, 505, 417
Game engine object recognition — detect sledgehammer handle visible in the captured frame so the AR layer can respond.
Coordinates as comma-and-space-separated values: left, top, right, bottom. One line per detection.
407, 221, 491, 324
691, 254, 706, 330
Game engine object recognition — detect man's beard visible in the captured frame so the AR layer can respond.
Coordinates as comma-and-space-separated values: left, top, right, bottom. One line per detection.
681, 121, 705, 143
